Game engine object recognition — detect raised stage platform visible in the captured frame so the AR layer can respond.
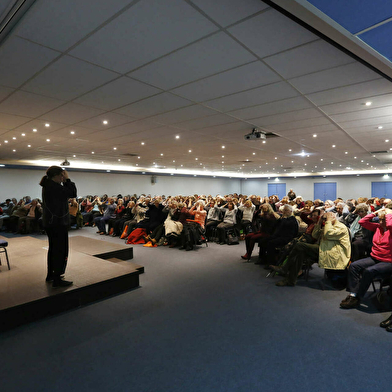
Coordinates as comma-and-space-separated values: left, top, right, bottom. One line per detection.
0, 235, 143, 332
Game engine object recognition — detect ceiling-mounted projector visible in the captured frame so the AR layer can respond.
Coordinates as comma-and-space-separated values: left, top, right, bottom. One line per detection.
244, 128, 266, 140
61, 159, 70, 166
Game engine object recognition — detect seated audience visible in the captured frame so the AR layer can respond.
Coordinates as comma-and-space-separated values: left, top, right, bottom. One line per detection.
340, 208, 392, 309
241, 203, 280, 261
257, 204, 298, 266
272, 211, 350, 286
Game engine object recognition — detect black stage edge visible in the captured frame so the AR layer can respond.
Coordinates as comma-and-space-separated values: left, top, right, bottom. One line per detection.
0, 235, 143, 333
95, 247, 133, 261
0, 271, 140, 332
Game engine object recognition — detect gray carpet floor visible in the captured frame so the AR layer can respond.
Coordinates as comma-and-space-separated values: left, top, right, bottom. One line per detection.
1, 228, 392, 392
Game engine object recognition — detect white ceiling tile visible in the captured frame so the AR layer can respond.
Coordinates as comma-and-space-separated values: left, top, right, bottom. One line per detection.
74, 77, 162, 111
266, 116, 332, 131
289, 62, 380, 94
171, 61, 281, 102
0, 37, 60, 88
174, 114, 238, 131
252, 108, 323, 127
206, 81, 299, 112
228, 8, 317, 58
151, 105, 218, 125
0, 86, 16, 102
192, 121, 251, 138
39, 103, 105, 124
229, 96, 313, 120
331, 106, 392, 123
264, 40, 354, 79
0, 91, 65, 118
320, 94, 392, 115
129, 33, 256, 90
22, 56, 118, 101
306, 79, 391, 106
103, 119, 163, 136
69, 0, 218, 73
75, 112, 135, 130
190, 0, 269, 27
49, 126, 96, 139
115, 93, 193, 119
0, 113, 32, 129
337, 115, 392, 129
14, 0, 133, 51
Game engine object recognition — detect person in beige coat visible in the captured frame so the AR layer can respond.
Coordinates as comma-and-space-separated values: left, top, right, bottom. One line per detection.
272, 211, 351, 286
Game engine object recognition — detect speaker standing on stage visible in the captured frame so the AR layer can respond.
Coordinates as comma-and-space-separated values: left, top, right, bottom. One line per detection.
39, 166, 77, 288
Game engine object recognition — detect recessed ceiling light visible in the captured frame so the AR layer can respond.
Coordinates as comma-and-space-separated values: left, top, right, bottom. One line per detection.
27, 144, 31, 147
113, 147, 117, 150
103, 120, 108, 125
222, 161, 224, 164
222, 146, 225, 149
365, 101, 372, 106
21, 133, 25, 137
253, 152, 256, 155
70, 131, 75, 135
195, 158, 198, 160
345, 151, 348, 154
33, 128, 37, 132
320, 159, 323, 161
332, 145, 336, 148
378, 126, 383, 129
160, 153, 163, 156
12, 137, 16, 140
12, 149, 16, 152
141, 142, 145, 145
275, 157, 277, 159
313, 134, 317, 137
4, 140, 8, 143
73, 155, 76, 158
45, 123, 50, 127
118, 159, 121, 161
354, 156, 357, 159
91, 151, 94, 154
46, 139, 50, 142
188, 150, 192, 153
288, 149, 292, 152
386, 140, 389, 143
181, 164, 183, 167
262, 140, 266, 144
138, 156, 140, 159
175, 135, 180, 139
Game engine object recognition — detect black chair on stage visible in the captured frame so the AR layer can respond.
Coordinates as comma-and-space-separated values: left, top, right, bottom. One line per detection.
0, 239, 11, 270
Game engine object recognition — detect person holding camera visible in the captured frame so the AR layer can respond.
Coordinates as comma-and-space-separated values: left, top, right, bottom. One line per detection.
40, 166, 77, 288
272, 210, 350, 287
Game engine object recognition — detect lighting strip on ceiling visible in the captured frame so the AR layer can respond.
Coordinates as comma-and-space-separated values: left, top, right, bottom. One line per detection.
0, 0, 36, 46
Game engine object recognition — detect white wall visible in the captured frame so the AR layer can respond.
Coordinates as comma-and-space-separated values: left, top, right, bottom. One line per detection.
0, 168, 240, 200
241, 175, 392, 200
1, 168, 391, 201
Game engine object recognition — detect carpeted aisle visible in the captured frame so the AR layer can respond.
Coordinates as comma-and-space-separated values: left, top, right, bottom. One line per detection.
1, 228, 392, 392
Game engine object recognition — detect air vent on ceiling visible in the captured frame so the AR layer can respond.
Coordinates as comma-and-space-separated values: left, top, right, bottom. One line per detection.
121, 153, 139, 157
370, 150, 388, 154
265, 132, 279, 138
